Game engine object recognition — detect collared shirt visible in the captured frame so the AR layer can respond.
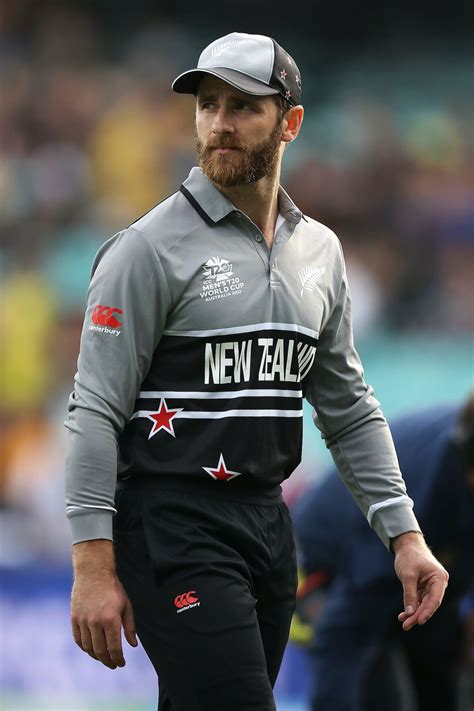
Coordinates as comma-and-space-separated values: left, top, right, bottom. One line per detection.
65, 167, 420, 547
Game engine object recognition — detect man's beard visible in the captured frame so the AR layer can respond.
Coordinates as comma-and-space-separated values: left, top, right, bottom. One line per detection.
195, 123, 283, 187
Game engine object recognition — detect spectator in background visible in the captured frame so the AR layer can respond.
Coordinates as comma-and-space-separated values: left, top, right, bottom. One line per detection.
293, 395, 474, 711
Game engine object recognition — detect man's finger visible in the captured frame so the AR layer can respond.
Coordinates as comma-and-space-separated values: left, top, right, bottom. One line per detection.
90, 624, 119, 669
122, 599, 138, 648
397, 605, 421, 631
400, 608, 422, 631
416, 586, 445, 624
71, 621, 83, 650
79, 625, 99, 660
399, 575, 447, 630
104, 618, 126, 668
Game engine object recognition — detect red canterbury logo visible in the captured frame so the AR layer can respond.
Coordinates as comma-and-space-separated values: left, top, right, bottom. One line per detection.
92, 305, 123, 328
174, 591, 199, 609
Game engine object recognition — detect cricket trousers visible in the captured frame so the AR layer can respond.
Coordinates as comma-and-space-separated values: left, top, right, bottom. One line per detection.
113, 475, 297, 711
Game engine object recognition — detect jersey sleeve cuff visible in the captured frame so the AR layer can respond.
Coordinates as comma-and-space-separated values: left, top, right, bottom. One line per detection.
68, 510, 114, 544
370, 502, 421, 551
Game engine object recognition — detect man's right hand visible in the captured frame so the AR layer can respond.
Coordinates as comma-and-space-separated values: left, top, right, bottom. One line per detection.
71, 539, 138, 669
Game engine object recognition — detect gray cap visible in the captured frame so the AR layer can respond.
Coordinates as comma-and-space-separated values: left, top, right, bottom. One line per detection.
172, 32, 302, 107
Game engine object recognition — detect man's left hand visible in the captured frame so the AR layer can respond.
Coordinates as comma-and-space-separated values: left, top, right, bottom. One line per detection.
392, 531, 449, 631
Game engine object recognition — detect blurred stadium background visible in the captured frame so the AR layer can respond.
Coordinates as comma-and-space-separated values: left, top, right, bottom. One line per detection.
0, 1, 473, 709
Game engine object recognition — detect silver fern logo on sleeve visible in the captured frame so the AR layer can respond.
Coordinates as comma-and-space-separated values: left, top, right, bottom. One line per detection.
298, 265, 326, 297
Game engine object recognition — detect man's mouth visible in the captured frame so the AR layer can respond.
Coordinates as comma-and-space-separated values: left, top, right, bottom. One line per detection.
212, 147, 239, 154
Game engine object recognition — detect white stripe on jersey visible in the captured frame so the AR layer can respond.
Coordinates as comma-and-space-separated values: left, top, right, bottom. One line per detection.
131, 408, 303, 420
138, 388, 303, 399
162, 322, 319, 340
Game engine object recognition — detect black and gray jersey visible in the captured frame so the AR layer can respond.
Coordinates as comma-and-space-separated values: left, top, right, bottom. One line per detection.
65, 167, 420, 547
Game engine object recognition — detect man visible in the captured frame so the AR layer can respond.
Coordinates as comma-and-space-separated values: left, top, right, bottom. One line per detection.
293, 396, 474, 710
66, 32, 448, 711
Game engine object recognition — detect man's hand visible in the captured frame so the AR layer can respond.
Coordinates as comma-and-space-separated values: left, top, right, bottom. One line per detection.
71, 540, 138, 669
392, 531, 449, 631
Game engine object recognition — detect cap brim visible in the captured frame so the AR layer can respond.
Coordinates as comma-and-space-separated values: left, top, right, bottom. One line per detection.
172, 67, 279, 97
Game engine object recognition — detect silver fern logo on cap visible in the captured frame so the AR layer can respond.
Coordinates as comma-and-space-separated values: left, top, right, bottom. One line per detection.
298, 265, 326, 297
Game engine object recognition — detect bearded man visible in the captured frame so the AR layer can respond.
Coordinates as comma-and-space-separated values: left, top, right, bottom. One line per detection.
65, 32, 448, 711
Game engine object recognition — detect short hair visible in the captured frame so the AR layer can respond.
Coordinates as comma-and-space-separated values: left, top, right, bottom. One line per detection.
272, 94, 292, 124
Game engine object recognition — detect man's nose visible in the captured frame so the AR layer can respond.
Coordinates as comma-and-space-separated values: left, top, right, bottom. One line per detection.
212, 107, 234, 134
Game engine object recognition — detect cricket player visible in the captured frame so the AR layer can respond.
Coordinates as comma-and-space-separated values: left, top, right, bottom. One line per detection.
66, 32, 449, 711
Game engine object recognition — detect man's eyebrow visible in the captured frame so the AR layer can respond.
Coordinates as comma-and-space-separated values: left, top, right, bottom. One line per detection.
197, 92, 259, 105
197, 92, 217, 102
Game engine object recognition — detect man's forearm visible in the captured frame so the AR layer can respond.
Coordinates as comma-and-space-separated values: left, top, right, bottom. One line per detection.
73, 539, 116, 577
326, 417, 421, 549
65, 406, 119, 544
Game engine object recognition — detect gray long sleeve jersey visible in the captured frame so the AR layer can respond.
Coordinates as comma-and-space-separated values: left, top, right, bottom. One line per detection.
65, 167, 421, 549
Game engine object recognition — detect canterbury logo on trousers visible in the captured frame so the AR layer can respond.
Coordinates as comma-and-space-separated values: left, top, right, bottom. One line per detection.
174, 591, 200, 612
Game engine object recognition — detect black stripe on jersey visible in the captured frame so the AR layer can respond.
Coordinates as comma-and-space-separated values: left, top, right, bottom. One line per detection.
179, 185, 215, 226
135, 395, 303, 413
140, 325, 319, 396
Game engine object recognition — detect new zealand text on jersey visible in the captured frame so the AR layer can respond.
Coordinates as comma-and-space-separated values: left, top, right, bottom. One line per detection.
204, 337, 317, 384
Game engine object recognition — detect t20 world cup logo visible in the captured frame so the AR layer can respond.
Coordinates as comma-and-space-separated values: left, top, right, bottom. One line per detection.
202, 257, 234, 284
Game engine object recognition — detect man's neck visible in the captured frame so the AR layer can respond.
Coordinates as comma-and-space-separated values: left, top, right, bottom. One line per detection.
215, 173, 280, 249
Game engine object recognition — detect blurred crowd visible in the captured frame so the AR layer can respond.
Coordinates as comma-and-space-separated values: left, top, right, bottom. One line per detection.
0, 5, 473, 564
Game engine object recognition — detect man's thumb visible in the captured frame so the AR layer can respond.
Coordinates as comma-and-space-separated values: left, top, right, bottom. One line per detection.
122, 599, 138, 647
403, 587, 417, 616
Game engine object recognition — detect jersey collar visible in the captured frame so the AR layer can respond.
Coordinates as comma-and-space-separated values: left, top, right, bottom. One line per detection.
181, 167, 305, 225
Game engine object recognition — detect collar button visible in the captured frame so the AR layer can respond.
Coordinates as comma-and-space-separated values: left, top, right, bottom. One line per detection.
254, 234, 263, 242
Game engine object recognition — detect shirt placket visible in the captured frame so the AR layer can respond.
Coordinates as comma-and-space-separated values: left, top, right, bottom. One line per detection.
269, 220, 298, 287
233, 211, 269, 272
233, 211, 298, 288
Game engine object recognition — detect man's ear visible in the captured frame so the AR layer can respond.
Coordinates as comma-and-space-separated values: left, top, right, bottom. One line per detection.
281, 106, 304, 143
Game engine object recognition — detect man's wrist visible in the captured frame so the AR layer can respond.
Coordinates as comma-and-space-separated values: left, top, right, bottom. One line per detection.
390, 530, 425, 554
72, 538, 116, 577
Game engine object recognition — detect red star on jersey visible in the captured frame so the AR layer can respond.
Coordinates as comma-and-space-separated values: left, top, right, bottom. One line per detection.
146, 399, 182, 439
202, 454, 242, 482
